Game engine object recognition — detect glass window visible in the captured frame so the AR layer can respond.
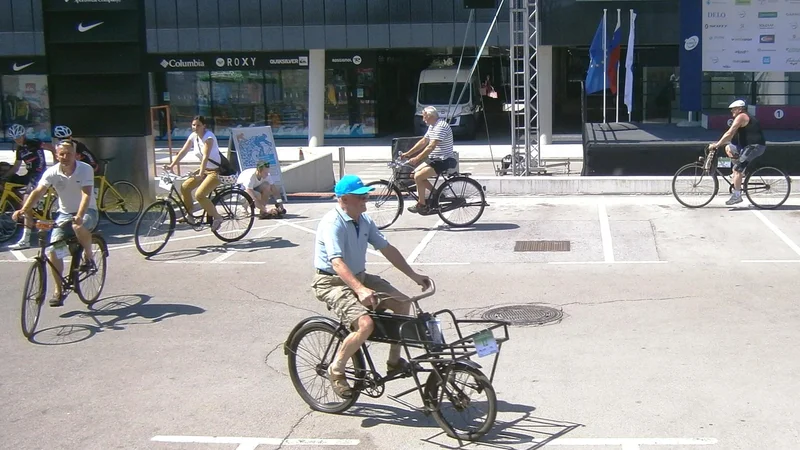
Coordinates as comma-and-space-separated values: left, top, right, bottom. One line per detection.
2, 75, 51, 141
210, 70, 266, 139
265, 69, 309, 138
164, 71, 211, 140
324, 67, 377, 137
418, 82, 470, 105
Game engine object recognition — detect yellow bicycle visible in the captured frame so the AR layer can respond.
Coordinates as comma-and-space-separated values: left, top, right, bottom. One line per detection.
91, 157, 144, 225
0, 182, 58, 243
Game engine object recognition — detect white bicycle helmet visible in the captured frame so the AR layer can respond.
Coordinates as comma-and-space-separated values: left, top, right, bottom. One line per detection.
53, 125, 73, 139
728, 99, 746, 109
7, 124, 26, 139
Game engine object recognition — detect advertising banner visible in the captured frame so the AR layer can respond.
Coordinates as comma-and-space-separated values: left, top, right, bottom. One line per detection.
703, 2, 800, 72
680, 0, 703, 111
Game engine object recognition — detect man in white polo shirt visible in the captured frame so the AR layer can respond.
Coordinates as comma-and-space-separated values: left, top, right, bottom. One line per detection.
400, 106, 458, 214
12, 140, 98, 307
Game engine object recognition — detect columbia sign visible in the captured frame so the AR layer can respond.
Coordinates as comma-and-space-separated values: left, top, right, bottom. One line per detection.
160, 59, 205, 68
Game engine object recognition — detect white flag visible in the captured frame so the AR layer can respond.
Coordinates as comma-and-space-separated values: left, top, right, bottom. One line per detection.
624, 10, 636, 118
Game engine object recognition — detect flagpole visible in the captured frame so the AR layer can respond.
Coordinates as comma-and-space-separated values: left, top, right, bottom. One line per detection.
628, 9, 633, 122
616, 9, 621, 122
603, 9, 607, 124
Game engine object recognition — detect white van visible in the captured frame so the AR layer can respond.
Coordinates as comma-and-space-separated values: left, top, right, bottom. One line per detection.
415, 68, 483, 140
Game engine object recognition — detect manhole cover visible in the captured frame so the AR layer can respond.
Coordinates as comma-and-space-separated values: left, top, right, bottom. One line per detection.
481, 304, 563, 326
514, 240, 570, 252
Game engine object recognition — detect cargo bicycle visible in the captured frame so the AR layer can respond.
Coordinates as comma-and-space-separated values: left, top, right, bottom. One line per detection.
364, 157, 489, 229
284, 279, 511, 441
672, 146, 791, 209
133, 169, 255, 257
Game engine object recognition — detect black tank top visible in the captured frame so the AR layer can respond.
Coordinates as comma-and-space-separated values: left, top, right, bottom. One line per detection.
736, 113, 765, 147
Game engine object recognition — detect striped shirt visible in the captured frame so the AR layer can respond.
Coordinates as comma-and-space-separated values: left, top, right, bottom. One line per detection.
424, 119, 455, 161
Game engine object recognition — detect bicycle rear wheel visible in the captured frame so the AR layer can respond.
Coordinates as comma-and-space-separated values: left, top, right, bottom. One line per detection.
287, 321, 364, 414
134, 200, 176, 257
672, 163, 719, 208
101, 180, 144, 225
364, 180, 402, 230
21, 259, 46, 339
435, 176, 486, 227
211, 188, 254, 242
424, 363, 497, 441
76, 234, 108, 305
744, 166, 791, 209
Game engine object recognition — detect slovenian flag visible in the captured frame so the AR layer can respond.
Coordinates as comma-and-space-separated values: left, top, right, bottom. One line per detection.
606, 14, 622, 95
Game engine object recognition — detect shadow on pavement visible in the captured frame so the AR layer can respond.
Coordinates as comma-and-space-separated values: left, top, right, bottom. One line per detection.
141, 237, 298, 262
29, 294, 205, 345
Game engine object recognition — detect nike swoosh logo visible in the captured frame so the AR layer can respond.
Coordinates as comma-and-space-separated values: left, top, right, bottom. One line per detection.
77, 22, 104, 32
12, 62, 34, 72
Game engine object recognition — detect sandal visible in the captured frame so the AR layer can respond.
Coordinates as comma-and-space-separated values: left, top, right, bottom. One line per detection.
386, 358, 422, 376
327, 365, 353, 398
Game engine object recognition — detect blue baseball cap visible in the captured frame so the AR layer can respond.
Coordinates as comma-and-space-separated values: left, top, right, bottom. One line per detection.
334, 175, 374, 197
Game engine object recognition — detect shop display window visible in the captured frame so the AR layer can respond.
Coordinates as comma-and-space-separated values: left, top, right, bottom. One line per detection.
324, 67, 377, 137
164, 71, 211, 140
210, 70, 266, 138
2, 75, 51, 141
264, 69, 309, 138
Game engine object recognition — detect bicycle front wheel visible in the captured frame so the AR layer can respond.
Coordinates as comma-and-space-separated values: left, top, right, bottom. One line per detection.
21, 259, 46, 339
101, 180, 144, 225
364, 180, 402, 230
211, 188, 254, 243
0, 200, 20, 243
435, 176, 486, 227
744, 166, 791, 209
672, 163, 719, 208
134, 200, 176, 257
425, 364, 497, 441
287, 321, 364, 414
76, 234, 108, 305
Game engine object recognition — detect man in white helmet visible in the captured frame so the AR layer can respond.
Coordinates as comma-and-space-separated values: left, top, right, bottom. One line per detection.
4, 124, 47, 249
708, 99, 766, 205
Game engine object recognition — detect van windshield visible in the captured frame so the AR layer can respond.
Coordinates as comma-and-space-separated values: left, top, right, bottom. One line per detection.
419, 82, 470, 105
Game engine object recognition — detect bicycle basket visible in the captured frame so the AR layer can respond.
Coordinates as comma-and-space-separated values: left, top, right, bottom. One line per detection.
393, 162, 415, 188
218, 174, 238, 185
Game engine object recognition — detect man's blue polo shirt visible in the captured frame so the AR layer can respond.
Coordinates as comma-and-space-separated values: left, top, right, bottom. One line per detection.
314, 205, 389, 274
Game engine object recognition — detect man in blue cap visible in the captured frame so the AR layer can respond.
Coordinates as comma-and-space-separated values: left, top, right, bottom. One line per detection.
313, 174, 431, 398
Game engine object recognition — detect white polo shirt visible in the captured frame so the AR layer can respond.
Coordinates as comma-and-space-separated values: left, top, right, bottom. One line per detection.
38, 160, 97, 214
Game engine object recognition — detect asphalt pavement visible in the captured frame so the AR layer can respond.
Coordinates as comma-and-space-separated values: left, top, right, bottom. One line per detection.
1, 195, 799, 450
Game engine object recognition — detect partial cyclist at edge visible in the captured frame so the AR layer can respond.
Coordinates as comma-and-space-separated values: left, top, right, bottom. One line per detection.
707, 99, 767, 206
5, 124, 49, 249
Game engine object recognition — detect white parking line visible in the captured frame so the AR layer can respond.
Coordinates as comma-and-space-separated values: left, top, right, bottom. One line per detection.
549, 261, 667, 265
279, 219, 386, 259
10, 249, 28, 261
408, 216, 446, 264
164, 261, 266, 265
531, 437, 718, 447
749, 210, 800, 259
107, 223, 281, 251
151, 435, 359, 448
598, 201, 615, 262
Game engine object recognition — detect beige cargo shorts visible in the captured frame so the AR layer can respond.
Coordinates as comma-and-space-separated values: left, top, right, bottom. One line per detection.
312, 271, 408, 330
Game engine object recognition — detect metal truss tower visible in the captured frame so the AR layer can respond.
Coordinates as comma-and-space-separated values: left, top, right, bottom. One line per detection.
509, 0, 541, 175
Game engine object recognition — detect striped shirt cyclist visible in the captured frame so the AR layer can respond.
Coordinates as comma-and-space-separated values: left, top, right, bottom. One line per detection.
424, 118, 455, 161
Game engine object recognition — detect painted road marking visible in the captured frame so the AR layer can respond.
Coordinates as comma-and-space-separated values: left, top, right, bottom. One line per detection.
408, 215, 447, 264
549, 261, 668, 265
279, 219, 386, 259
532, 437, 718, 448
747, 210, 800, 261
10, 249, 28, 261
598, 201, 615, 263
151, 435, 359, 448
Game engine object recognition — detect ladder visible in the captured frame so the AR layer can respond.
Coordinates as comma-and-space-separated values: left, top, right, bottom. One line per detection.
507, 0, 543, 176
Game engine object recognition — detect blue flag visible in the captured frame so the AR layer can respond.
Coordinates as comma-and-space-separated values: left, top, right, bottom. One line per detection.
585, 17, 607, 94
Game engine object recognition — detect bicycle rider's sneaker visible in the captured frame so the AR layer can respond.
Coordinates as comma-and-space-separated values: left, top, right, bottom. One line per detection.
387, 357, 422, 376
211, 216, 223, 232
327, 365, 354, 398
8, 236, 31, 250
407, 203, 429, 214
726, 192, 743, 206
49, 292, 67, 307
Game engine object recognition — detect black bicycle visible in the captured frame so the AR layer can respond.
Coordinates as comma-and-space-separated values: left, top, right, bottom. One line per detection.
672, 146, 791, 209
133, 170, 255, 257
364, 157, 489, 229
284, 279, 511, 441
21, 218, 109, 340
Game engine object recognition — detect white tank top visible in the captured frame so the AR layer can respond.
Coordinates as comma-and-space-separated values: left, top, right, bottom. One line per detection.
191, 130, 222, 170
